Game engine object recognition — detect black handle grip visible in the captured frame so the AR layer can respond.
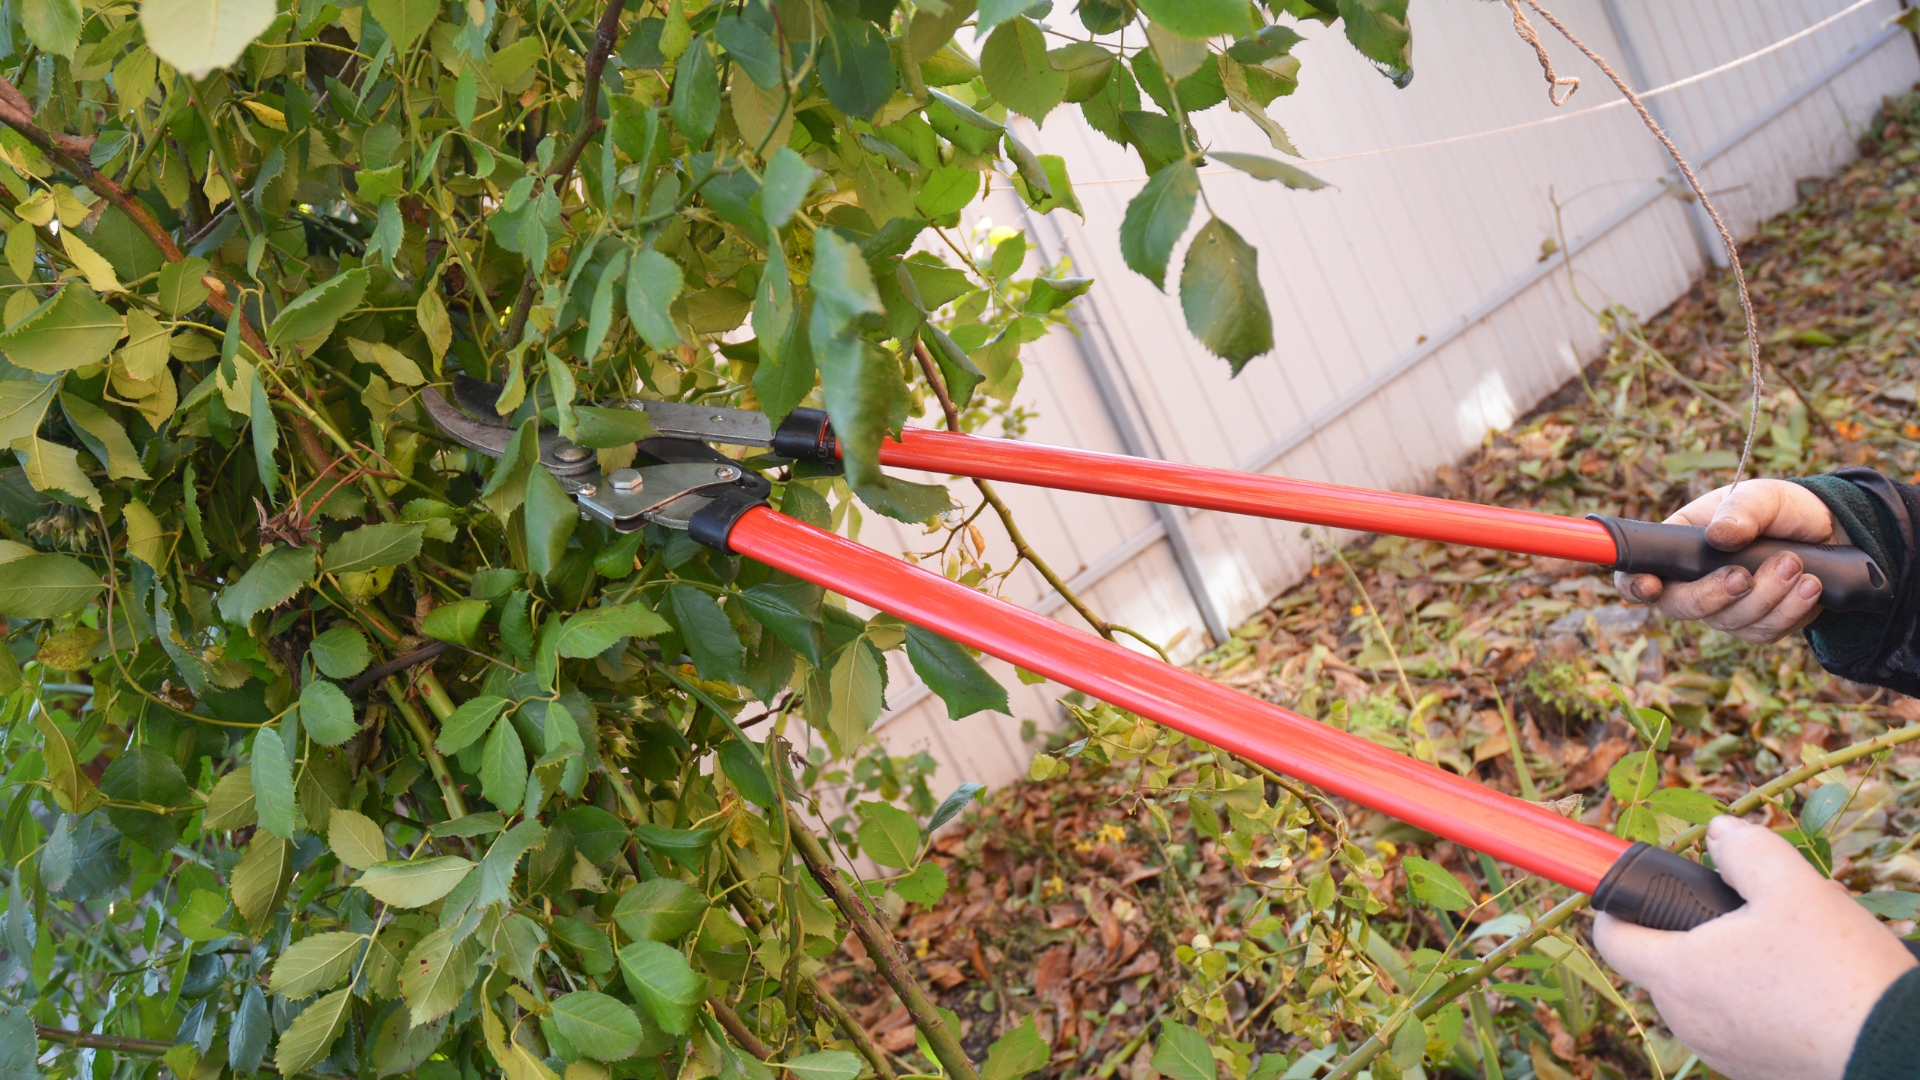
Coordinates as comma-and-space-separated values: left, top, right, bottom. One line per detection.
1592, 842, 1744, 930
1587, 515, 1893, 613
1592, 842, 1920, 960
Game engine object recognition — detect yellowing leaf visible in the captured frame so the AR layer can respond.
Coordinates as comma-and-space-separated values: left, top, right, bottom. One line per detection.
121, 499, 167, 569
140, 0, 277, 79
61, 230, 121, 292
240, 100, 287, 130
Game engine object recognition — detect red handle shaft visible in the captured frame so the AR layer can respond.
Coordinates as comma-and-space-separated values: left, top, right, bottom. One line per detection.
727, 508, 1630, 893
876, 430, 1621, 565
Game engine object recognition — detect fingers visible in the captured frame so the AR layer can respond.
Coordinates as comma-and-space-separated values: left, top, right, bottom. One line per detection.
1652, 564, 1754, 621
1615, 571, 1663, 604
1696, 552, 1824, 641
1592, 912, 1681, 989
1704, 816, 1827, 903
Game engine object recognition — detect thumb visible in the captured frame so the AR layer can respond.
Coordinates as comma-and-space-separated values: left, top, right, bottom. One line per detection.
1592, 912, 1680, 989
1704, 815, 1826, 904
1703, 483, 1778, 550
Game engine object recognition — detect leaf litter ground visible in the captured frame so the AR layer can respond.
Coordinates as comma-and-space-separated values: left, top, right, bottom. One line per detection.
819, 95, 1920, 1080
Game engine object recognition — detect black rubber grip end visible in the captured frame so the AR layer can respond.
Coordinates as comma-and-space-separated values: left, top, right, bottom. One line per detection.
1587, 514, 1893, 613
687, 490, 769, 551
1592, 842, 1745, 931
771, 408, 838, 462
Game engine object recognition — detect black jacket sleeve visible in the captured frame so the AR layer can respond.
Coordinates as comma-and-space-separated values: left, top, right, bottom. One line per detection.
1788, 468, 1920, 696
1847, 966, 1920, 1080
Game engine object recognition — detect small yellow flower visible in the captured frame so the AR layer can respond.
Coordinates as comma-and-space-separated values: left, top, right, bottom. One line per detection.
1350, 603, 1365, 616
1097, 823, 1127, 845
1374, 839, 1398, 859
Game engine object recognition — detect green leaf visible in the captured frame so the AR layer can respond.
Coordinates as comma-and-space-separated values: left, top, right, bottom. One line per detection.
399, 927, 480, 1026
813, 336, 898, 491
204, 767, 256, 831
1136, 0, 1251, 39
268, 269, 368, 347
423, 598, 489, 647
1858, 890, 1920, 920
822, 641, 885, 755
0, 284, 124, 373
856, 801, 921, 868
436, 695, 509, 755
251, 728, 297, 839
523, 463, 578, 581
154, 256, 213, 316
982, 1016, 1050, 1080
981, 19, 1067, 123
1211, 151, 1328, 190
309, 626, 371, 678
1607, 751, 1659, 804
217, 545, 317, 625
1026, 276, 1094, 314
140, 0, 276, 77
670, 35, 721, 146
1180, 216, 1272, 371
626, 248, 685, 350
299, 679, 358, 746
1120, 159, 1199, 290
715, 13, 782, 89
475, 819, 547, 908
323, 522, 426, 574
817, 14, 894, 120
228, 985, 270, 1074
718, 737, 775, 808
893, 861, 948, 906
668, 584, 745, 682
328, 808, 387, 870
0, 552, 100, 618
1149, 1021, 1214, 1080
23, 0, 83, 58
855, 478, 953, 523
778, 1051, 864, 1080
274, 987, 352, 1076
14, 433, 101, 510
356, 856, 477, 908
60, 393, 146, 480
928, 782, 985, 833
1402, 856, 1474, 911
1338, 0, 1412, 87
738, 583, 825, 665
1646, 787, 1726, 825
269, 931, 366, 998
632, 822, 721, 872
809, 229, 884, 339
760, 148, 816, 228
551, 992, 646, 1063
231, 832, 290, 934
905, 625, 1008, 719
618, 939, 707, 1035
556, 602, 672, 658
1802, 782, 1850, 835
367, 0, 438, 53
613, 878, 710, 943
0, 378, 59, 446
572, 405, 657, 448
480, 717, 528, 812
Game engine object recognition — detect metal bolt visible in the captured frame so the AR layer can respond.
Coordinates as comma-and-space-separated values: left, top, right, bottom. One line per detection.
553, 442, 590, 463
714, 465, 739, 481
609, 468, 643, 494
577, 484, 597, 497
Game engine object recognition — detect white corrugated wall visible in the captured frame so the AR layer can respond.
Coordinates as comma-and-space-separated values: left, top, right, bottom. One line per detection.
799, 1, 1920, 793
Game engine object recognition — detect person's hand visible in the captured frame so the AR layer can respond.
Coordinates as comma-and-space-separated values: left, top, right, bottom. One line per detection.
1593, 817, 1915, 1080
1613, 479, 1843, 642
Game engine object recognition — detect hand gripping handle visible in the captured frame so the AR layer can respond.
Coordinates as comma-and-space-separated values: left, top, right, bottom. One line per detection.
1587, 515, 1893, 613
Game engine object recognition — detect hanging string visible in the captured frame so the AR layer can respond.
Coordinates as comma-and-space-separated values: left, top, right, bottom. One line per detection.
1514, 0, 1766, 489
1505, 0, 1580, 106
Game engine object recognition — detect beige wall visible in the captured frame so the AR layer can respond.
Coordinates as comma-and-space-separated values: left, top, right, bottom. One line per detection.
801, 2, 1920, 794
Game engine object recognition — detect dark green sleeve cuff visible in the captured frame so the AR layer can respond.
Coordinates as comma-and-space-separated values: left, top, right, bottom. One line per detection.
1846, 965, 1920, 1080
1789, 474, 1906, 666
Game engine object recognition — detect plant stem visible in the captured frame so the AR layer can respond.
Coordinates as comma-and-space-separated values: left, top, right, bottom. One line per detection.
785, 807, 980, 1080
383, 676, 468, 818
35, 1028, 172, 1055
710, 1000, 774, 1061
811, 981, 901, 1080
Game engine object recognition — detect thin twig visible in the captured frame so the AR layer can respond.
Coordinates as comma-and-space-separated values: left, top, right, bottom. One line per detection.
710, 1000, 774, 1061
502, 0, 630, 349
36, 1027, 172, 1055
345, 641, 452, 697
786, 807, 981, 1080
1518, 0, 1765, 486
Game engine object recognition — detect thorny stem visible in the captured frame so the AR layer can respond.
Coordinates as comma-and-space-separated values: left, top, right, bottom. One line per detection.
35, 1028, 172, 1055
709, 1000, 774, 1061
786, 807, 981, 1080
503, 0, 631, 349
910, 340, 1168, 660
1324, 718, 1920, 1080
383, 676, 468, 819
811, 984, 901, 1080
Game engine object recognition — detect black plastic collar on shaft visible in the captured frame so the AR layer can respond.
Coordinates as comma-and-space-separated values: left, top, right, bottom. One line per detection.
771, 408, 838, 463
1591, 842, 1744, 931
688, 490, 770, 551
